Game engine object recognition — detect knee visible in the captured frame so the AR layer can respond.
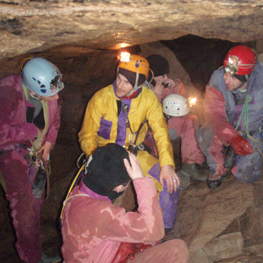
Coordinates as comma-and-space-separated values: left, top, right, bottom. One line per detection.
233, 167, 262, 183
235, 174, 261, 184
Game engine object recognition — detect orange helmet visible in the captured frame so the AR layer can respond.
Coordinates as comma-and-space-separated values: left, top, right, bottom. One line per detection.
223, 45, 256, 75
118, 54, 149, 79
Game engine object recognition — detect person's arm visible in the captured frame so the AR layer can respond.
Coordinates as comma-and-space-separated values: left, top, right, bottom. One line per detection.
45, 97, 62, 146
146, 90, 175, 168
78, 92, 104, 156
162, 78, 187, 98
63, 154, 164, 244
203, 85, 239, 145
0, 78, 38, 148
145, 90, 179, 193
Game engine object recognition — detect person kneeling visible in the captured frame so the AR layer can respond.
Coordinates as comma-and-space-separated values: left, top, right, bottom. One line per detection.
61, 143, 189, 263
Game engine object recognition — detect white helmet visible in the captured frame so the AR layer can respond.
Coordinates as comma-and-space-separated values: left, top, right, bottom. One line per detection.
162, 94, 190, 117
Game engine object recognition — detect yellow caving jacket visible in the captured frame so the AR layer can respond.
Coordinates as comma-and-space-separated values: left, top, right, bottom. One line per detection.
78, 83, 175, 170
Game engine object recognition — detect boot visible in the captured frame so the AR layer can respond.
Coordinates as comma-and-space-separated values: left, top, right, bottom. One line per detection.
40, 251, 61, 263
207, 171, 227, 189
181, 163, 209, 182
207, 178, 222, 189
177, 170, 190, 190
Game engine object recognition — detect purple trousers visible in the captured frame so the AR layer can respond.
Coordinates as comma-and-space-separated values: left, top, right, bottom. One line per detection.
149, 162, 180, 229
0, 149, 44, 263
137, 151, 179, 229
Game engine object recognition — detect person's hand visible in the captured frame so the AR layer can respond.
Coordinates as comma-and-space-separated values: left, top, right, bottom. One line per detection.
124, 152, 144, 180
228, 135, 254, 156
159, 165, 180, 194
38, 141, 52, 161
163, 78, 176, 89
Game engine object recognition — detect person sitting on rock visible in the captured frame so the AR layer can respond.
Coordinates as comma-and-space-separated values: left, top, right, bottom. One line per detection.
78, 53, 180, 233
144, 54, 209, 185
196, 45, 263, 188
61, 143, 189, 263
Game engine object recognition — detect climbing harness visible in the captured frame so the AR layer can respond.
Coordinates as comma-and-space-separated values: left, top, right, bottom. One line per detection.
235, 95, 263, 156
0, 143, 51, 198
27, 142, 51, 199
121, 100, 147, 155
224, 95, 263, 169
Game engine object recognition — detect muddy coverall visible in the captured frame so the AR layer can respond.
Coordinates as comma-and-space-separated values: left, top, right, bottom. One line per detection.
0, 74, 61, 263
196, 63, 263, 182
61, 177, 189, 263
144, 78, 205, 165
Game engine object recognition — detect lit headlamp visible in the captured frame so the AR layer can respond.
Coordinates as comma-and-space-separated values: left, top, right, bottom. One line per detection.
224, 55, 239, 75
188, 97, 197, 107
119, 52, 131, 62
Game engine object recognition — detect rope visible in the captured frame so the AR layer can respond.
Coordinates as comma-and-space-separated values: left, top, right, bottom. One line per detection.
235, 95, 263, 156
120, 100, 147, 145
235, 95, 251, 132
76, 152, 86, 168
60, 164, 86, 219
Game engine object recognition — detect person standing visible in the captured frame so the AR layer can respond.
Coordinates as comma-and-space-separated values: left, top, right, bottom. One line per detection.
0, 57, 63, 263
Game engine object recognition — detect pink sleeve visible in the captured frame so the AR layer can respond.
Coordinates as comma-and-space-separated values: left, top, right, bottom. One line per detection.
162, 79, 187, 99
64, 178, 164, 244
203, 85, 239, 144
0, 80, 38, 148
45, 98, 61, 146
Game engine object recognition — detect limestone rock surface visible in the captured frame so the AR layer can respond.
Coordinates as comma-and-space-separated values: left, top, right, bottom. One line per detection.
1, 0, 263, 59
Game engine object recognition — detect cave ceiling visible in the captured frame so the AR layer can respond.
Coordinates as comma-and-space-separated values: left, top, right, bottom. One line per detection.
1, 0, 263, 60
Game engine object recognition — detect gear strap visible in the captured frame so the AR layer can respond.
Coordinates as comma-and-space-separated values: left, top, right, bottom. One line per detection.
235, 95, 263, 157
27, 141, 51, 199
120, 99, 147, 146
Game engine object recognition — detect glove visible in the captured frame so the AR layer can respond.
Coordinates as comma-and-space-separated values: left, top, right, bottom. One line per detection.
111, 242, 152, 263
228, 135, 254, 156
111, 242, 133, 263
129, 243, 152, 259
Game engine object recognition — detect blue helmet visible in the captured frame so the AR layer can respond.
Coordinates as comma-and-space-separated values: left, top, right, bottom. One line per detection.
21, 57, 64, 97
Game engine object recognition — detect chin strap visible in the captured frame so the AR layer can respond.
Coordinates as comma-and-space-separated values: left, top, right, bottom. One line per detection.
126, 71, 140, 97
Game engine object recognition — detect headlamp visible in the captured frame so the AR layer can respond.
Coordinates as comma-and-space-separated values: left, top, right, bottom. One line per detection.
188, 97, 197, 107
119, 52, 131, 62
224, 55, 239, 75
50, 74, 64, 94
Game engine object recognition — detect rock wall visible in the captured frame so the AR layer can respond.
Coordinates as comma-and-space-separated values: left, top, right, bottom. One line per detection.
1, 0, 263, 60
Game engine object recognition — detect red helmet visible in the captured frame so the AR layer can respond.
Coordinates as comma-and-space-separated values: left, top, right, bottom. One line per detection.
223, 45, 256, 75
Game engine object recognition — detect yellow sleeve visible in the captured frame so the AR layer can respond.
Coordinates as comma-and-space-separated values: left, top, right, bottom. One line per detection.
145, 89, 175, 169
78, 89, 104, 156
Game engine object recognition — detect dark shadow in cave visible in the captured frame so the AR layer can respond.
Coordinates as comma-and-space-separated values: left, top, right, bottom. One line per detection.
162, 35, 254, 91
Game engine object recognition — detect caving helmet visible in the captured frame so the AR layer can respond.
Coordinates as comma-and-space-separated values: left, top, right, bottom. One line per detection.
117, 52, 150, 96
162, 94, 190, 117
21, 57, 64, 97
223, 45, 256, 76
